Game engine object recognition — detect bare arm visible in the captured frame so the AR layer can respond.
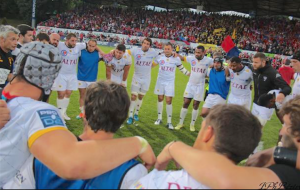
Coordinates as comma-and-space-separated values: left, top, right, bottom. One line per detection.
155, 141, 281, 189
0, 100, 10, 129
106, 65, 112, 81
31, 130, 156, 180
122, 65, 131, 82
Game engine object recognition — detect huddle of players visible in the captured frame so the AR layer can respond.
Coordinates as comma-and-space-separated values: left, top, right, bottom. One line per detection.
2, 26, 300, 189
39, 31, 294, 133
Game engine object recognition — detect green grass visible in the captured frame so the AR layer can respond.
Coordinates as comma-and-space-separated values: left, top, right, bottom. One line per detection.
49, 46, 282, 169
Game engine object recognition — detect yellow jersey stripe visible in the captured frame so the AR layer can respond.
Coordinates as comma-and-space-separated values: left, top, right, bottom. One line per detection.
127, 50, 132, 56
28, 127, 68, 148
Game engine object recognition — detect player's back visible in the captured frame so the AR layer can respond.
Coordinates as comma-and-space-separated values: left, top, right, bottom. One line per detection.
0, 97, 66, 188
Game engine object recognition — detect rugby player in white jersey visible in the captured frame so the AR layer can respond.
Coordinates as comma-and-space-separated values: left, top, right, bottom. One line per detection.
227, 57, 253, 110
153, 43, 190, 130
51, 33, 86, 121
0, 42, 156, 188
126, 38, 160, 125
130, 104, 262, 189
106, 44, 132, 87
175, 46, 213, 132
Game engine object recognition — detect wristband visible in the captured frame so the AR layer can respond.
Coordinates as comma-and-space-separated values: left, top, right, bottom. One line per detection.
274, 147, 298, 168
135, 136, 149, 155
121, 80, 127, 86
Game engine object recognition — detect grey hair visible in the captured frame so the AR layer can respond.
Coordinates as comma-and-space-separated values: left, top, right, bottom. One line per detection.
0, 25, 20, 39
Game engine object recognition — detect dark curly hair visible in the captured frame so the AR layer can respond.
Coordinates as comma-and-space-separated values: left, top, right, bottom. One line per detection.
84, 81, 130, 133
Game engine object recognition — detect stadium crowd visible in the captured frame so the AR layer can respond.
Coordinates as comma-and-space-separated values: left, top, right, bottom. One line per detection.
38, 6, 300, 55
0, 21, 300, 189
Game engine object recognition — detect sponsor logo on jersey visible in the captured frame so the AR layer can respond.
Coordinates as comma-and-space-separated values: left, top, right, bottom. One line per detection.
137, 54, 142, 60
264, 76, 268, 81
191, 60, 197, 66
160, 60, 165, 65
38, 109, 65, 128
61, 50, 68, 56
231, 72, 235, 79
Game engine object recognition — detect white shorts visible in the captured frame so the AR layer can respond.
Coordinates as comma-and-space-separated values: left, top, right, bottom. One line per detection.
52, 74, 78, 91
228, 94, 252, 110
252, 103, 275, 122
78, 81, 95, 89
111, 74, 123, 85
203, 94, 226, 109
131, 75, 151, 95
184, 83, 205, 102
154, 81, 175, 97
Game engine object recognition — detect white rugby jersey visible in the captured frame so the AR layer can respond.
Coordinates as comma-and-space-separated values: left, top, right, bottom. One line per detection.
0, 97, 67, 188
107, 53, 132, 79
58, 42, 86, 75
130, 169, 209, 189
155, 55, 182, 83
185, 56, 213, 85
229, 66, 253, 98
292, 73, 300, 98
128, 47, 160, 79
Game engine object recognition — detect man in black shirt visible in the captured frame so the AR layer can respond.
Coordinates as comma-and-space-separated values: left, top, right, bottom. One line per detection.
0, 25, 19, 93
251, 52, 291, 126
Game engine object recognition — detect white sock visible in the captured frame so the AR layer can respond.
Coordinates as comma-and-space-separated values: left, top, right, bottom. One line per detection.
179, 108, 188, 125
157, 101, 163, 120
167, 104, 172, 124
129, 100, 137, 118
57, 99, 64, 115
135, 99, 143, 115
191, 109, 199, 126
63, 98, 70, 114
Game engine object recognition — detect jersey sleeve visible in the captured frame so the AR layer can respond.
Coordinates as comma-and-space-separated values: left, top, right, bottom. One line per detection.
124, 53, 132, 66
185, 56, 192, 64
76, 43, 87, 51
58, 42, 64, 49
176, 57, 183, 66
120, 164, 148, 189
128, 47, 136, 56
106, 60, 112, 67
153, 55, 160, 65
27, 107, 67, 148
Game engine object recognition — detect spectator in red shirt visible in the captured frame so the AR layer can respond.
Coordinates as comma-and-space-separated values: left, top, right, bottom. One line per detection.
279, 59, 294, 85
